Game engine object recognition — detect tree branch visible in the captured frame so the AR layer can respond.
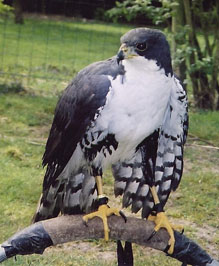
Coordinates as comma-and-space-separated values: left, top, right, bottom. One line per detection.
0, 215, 218, 265
42, 215, 168, 250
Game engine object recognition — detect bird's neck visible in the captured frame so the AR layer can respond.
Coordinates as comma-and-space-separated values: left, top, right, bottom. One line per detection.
122, 57, 166, 76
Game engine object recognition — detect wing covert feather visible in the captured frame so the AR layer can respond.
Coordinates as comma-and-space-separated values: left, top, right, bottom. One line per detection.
42, 57, 125, 192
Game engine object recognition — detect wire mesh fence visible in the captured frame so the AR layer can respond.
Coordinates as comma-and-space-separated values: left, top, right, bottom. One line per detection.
0, 1, 132, 93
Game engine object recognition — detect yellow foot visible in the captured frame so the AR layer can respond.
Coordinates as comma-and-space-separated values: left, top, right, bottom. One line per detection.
83, 204, 120, 241
148, 212, 183, 254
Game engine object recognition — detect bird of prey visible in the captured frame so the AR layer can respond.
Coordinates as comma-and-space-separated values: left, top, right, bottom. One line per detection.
33, 28, 188, 255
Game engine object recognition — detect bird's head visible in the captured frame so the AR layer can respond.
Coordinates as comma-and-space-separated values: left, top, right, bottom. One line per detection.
117, 28, 173, 76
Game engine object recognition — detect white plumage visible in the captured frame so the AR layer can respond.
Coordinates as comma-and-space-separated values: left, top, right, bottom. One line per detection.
68, 58, 173, 174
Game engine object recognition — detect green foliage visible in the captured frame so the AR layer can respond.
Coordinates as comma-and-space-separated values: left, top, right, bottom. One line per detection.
189, 56, 213, 74
106, 0, 172, 25
172, 27, 214, 76
106, 0, 219, 109
0, 0, 13, 15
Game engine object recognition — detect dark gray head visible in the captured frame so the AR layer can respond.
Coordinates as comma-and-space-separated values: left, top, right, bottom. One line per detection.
117, 28, 173, 76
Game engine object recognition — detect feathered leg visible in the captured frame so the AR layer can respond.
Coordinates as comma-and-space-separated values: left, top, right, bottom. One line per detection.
83, 176, 121, 241
148, 186, 183, 254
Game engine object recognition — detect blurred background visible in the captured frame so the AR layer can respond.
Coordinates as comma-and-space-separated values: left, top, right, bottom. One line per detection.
0, 1, 218, 265
0, 0, 218, 109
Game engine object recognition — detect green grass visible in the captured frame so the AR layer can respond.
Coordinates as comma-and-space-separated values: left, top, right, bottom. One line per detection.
0, 91, 218, 265
0, 15, 132, 93
0, 15, 218, 265
189, 111, 219, 146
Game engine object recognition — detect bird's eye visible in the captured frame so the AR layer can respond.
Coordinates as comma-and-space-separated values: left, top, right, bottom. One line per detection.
136, 43, 147, 51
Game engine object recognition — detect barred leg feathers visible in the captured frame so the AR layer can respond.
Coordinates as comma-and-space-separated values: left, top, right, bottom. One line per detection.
112, 150, 153, 218
112, 120, 187, 220
63, 173, 85, 214
113, 151, 144, 208
79, 173, 98, 214
155, 132, 185, 208
33, 177, 64, 222
33, 172, 98, 223
113, 159, 135, 198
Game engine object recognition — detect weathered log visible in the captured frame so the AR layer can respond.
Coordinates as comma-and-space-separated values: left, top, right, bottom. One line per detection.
42, 215, 168, 250
0, 215, 218, 265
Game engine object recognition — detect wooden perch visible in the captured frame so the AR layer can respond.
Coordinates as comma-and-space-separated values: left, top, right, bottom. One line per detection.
42, 214, 169, 251
0, 214, 218, 265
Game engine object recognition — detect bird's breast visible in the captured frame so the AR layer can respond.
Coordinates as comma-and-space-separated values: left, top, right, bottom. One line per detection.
80, 61, 173, 170
99, 60, 172, 142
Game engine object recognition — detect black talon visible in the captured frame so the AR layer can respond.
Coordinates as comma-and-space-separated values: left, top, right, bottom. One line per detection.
181, 228, 184, 235
82, 220, 88, 227
164, 244, 171, 254
147, 230, 157, 241
119, 211, 127, 223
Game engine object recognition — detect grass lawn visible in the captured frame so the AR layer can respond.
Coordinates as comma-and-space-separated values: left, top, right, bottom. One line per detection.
0, 14, 132, 94
0, 15, 218, 265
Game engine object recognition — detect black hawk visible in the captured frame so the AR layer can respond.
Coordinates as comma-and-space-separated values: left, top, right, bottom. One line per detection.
33, 28, 188, 255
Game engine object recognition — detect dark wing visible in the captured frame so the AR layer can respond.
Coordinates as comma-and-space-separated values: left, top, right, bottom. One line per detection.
113, 76, 188, 218
33, 58, 125, 222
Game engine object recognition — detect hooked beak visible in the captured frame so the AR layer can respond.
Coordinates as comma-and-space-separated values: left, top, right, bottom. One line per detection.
117, 43, 137, 64
117, 50, 124, 65
116, 43, 128, 65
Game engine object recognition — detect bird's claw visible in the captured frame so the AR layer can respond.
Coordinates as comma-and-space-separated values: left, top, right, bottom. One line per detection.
83, 204, 120, 241
147, 212, 183, 254
147, 230, 157, 241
